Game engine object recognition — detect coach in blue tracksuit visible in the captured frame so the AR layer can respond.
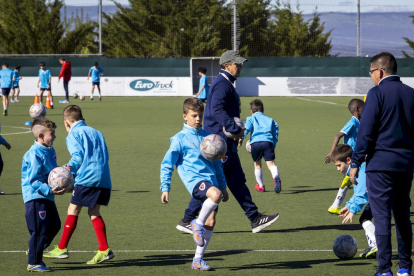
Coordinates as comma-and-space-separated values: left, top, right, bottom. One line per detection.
350, 52, 414, 276
178, 50, 279, 234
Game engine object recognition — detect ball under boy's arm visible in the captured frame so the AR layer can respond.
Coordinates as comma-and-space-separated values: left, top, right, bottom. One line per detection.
160, 137, 181, 192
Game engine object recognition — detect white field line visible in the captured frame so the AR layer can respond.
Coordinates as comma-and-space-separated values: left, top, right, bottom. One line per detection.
1, 126, 31, 136
295, 97, 340, 106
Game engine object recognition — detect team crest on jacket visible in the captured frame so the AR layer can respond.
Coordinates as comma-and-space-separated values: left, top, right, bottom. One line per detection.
53, 155, 57, 160
221, 155, 228, 163
39, 211, 46, 220
199, 183, 206, 191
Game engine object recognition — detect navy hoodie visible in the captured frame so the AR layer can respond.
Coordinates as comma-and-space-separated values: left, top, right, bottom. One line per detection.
351, 75, 414, 172
204, 70, 242, 153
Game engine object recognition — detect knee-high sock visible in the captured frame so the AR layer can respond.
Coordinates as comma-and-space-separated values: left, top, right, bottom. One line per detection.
194, 230, 213, 259
196, 198, 218, 225
362, 220, 377, 247
58, 215, 78, 249
331, 186, 349, 208
255, 169, 264, 188
269, 166, 279, 178
92, 216, 109, 251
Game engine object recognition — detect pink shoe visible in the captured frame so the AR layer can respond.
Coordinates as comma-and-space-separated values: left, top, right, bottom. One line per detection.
254, 184, 265, 192
15, 98, 19, 103
10, 99, 15, 103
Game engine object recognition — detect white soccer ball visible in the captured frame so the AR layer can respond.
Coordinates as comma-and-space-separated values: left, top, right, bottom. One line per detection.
48, 167, 74, 192
333, 235, 358, 259
79, 95, 85, 101
73, 93, 78, 99
223, 117, 245, 138
246, 140, 251, 153
29, 103, 46, 119
200, 134, 227, 161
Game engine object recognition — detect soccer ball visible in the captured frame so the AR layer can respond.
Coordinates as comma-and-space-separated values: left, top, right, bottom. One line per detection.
200, 134, 227, 161
333, 235, 358, 259
73, 93, 78, 99
246, 140, 251, 153
29, 103, 46, 119
79, 95, 85, 101
48, 167, 74, 192
223, 117, 245, 138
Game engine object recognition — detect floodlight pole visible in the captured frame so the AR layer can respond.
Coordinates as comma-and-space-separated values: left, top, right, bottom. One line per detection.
233, 0, 237, 51
99, 0, 102, 55
357, 0, 360, 57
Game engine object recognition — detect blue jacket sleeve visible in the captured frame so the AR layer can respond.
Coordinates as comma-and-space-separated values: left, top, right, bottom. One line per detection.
25, 152, 52, 197
160, 136, 182, 192
66, 133, 84, 174
345, 183, 368, 214
272, 120, 279, 147
243, 116, 253, 139
213, 160, 227, 190
210, 83, 241, 134
0, 135, 7, 145
351, 88, 381, 166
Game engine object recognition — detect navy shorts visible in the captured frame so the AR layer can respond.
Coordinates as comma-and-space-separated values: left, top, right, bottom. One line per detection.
13, 85, 19, 89
92, 82, 100, 87
251, 141, 275, 162
71, 185, 111, 208
40, 86, 51, 92
1, 88, 11, 96
192, 181, 219, 212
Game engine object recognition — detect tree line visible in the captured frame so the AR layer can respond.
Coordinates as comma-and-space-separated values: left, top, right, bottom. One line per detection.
0, 0, 333, 57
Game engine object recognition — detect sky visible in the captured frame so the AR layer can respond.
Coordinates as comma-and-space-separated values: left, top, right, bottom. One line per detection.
65, 0, 414, 13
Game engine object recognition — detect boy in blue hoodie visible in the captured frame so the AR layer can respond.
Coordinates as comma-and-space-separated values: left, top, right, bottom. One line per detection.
243, 99, 280, 193
331, 144, 378, 259
44, 105, 113, 264
160, 97, 229, 271
22, 117, 65, 272
0, 63, 14, 116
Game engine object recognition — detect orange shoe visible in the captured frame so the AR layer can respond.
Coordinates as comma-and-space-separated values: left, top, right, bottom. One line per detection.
254, 184, 265, 192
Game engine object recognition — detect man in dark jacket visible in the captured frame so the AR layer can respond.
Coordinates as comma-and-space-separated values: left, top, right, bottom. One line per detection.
58, 57, 72, 103
176, 50, 279, 234
350, 52, 414, 276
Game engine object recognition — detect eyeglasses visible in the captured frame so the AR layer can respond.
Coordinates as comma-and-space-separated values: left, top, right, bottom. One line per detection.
369, 68, 384, 76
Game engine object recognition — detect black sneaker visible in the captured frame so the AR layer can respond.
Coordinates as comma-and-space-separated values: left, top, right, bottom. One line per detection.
251, 213, 279, 233
176, 219, 193, 234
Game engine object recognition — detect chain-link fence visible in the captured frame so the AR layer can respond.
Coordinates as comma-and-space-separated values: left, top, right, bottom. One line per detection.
0, 0, 413, 57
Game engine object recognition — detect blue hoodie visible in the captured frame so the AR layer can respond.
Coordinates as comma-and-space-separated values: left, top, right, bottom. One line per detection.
66, 121, 112, 189
160, 124, 227, 194
21, 141, 57, 203
243, 112, 279, 147
345, 162, 368, 214
0, 68, 13, 89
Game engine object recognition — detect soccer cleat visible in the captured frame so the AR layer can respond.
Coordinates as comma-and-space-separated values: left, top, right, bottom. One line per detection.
86, 248, 114, 264
3, 110, 7, 116
360, 246, 378, 259
15, 98, 19, 103
397, 267, 412, 276
328, 207, 341, 215
254, 184, 265, 192
191, 219, 205, 247
90, 97, 94, 101
341, 176, 353, 189
192, 258, 212, 271
0, 190, 5, 195
274, 176, 282, 193
43, 245, 69, 259
99, 95, 102, 101
374, 273, 393, 276
61, 99, 69, 103
176, 219, 193, 234
27, 264, 51, 272
10, 99, 15, 103
251, 213, 280, 233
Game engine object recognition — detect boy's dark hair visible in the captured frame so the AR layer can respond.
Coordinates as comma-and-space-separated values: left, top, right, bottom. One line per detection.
183, 97, 204, 114
250, 99, 264, 113
2, 63, 8, 68
63, 105, 85, 123
31, 117, 57, 131
348, 98, 364, 113
15, 65, 21, 70
94, 61, 99, 66
59, 57, 65, 61
39, 62, 46, 67
370, 52, 397, 75
331, 144, 353, 163
198, 67, 207, 74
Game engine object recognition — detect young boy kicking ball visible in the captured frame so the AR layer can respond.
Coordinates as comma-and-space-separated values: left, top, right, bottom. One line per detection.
44, 105, 114, 264
243, 99, 280, 193
160, 97, 228, 271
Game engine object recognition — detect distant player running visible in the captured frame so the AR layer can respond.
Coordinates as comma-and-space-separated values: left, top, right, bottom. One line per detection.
87, 62, 104, 101
10, 65, 22, 103
37, 62, 54, 109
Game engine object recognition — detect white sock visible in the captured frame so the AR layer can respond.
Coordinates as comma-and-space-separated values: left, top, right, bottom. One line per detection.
196, 198, 218, 225
51, 102, 53, 105
331, 186, 349, 208
255, 169, 264, 188
362, 220, 377, 247
270, 165, 279, 178
3, 105, 5, 110
194, 230, 213, 259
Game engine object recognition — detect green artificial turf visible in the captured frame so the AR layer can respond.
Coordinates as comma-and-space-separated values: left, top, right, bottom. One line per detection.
0, 96, 406, 275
